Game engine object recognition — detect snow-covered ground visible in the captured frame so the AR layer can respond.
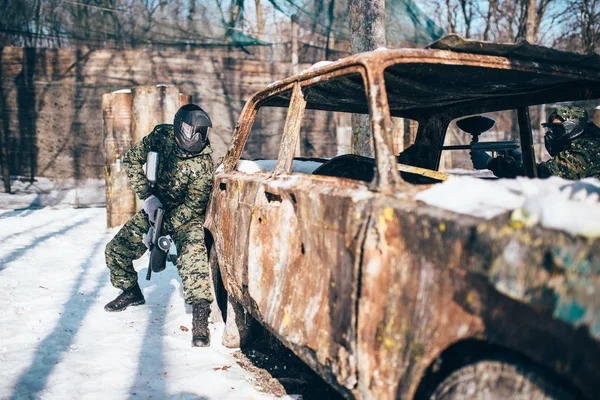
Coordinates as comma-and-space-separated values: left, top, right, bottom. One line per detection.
0, 177, 106, 210
0, 204, 284, 399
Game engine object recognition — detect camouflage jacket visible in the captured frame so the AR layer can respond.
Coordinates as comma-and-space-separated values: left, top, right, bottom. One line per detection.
123, 124, 214, 233
489, 124, 600, 179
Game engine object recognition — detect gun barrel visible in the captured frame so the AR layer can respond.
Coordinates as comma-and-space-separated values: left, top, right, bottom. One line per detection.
472, 141, 519, 152
152, 208, 165, 244
442, 144, 470, 150
442, 141, 519, 152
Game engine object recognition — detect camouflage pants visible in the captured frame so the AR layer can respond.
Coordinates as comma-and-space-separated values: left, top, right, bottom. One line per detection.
105, 210, 212, 304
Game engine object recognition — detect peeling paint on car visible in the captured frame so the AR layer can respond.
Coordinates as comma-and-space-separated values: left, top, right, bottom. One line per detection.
205, 42, 600, 400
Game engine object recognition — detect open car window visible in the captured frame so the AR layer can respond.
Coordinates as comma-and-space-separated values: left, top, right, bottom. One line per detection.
235, 88, 292, 174
442, 110, 519, 173
441, 100, 597, 176
241, 104, 288, 162
235, 69, 380, 181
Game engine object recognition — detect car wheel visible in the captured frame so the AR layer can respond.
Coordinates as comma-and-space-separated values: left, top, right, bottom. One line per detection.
428, 357, 578, 400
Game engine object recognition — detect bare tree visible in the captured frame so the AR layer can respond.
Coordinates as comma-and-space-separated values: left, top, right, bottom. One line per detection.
552, 0, 600, 52
426, 0, 475, 38
325, 0, 336, 59
348, 0, 385, 157
445, 0, 458, 33
482, 0, 498, 40
577, 0, 600, 52
459, 0, 476, 38
424, 0, 558, 44
255, 0, 265, 42
526, 0, 538, 42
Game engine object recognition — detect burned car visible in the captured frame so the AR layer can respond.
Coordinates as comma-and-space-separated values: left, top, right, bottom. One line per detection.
204, 35, 600, 399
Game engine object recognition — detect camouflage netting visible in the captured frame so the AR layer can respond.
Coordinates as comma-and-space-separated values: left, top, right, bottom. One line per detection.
264, 0, 444, 47
0, 0, 443, 50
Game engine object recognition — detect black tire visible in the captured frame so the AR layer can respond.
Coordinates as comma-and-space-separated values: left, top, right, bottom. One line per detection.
429, 357, 579, 400
208, 249, 228, 323
208, 249, 255, 348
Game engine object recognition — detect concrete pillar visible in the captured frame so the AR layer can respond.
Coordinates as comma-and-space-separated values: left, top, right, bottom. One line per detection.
102, 85, 192, 227
102, 90, 136, 228
131, 85, 186, 144
131, 85, 192, 210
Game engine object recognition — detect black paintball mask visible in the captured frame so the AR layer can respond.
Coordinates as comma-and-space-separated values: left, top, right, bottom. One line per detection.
173, 104, 212, 154
542, 107, 588, 157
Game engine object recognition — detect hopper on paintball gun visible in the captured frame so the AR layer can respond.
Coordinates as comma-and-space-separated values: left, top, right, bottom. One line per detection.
442, 115, 520, 155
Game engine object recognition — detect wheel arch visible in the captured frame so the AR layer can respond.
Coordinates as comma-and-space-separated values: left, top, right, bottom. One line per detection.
204, 227, 227, 321
203, 227, 214, 255
411, 338, 585, 400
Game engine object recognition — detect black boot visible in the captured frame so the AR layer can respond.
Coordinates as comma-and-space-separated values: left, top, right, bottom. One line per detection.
104, 283, 145, 312
192, 299, 211, 347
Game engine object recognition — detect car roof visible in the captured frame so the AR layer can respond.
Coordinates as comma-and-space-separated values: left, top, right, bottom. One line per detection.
259, 35, 600, 118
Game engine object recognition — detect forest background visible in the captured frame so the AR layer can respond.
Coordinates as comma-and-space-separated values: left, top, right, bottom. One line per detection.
2, 0, 597, 52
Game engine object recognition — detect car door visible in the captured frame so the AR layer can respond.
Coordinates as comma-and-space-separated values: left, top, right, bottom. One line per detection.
245, 72, 375, 394
205, 93, 289, 301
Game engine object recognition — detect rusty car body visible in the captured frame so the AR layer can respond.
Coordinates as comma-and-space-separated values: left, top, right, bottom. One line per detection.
204, 35, 600, 399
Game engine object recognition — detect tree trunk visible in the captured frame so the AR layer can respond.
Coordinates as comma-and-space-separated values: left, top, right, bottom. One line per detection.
255, 0, 265, 59
526, 0, 537, 43
0, 48, 10, 194
291, 14, 299, 75
349, 0, 385, 157
483, 0, 496, 41
325, 0, 336, 59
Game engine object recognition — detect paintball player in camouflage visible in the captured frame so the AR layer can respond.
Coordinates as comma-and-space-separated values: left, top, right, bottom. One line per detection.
471, 106, 600, 179
104, 104, 214, 347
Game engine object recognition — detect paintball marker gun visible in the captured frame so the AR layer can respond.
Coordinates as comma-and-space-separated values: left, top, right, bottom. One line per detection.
442, 141, 519, 152
145, 151, 173, 281
442, 115, 520, 155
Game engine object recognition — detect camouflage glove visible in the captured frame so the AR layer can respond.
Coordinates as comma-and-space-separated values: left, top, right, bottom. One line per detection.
142, 226, 154, 249
470, 150, 492, 170
143, 195, 163, 224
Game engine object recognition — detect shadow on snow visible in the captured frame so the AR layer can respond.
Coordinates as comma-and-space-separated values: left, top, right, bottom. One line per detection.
127, 267, 179, 400
9, 234, 109, 399
0, 216, 93, 271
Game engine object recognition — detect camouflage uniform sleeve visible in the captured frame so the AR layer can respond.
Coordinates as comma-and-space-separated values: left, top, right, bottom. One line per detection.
163, 155, 214, 233
537, 148, 587, 180
122, 129, 156, 201
487, 156, 524, 178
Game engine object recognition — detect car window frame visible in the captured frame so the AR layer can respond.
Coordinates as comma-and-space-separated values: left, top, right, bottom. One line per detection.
222, 65, 377, 176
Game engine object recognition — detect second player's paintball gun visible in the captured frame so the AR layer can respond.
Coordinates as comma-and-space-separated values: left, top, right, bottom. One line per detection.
442, 115, 520, 155
442, 141, 519, 152
145, 152, 173, 281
